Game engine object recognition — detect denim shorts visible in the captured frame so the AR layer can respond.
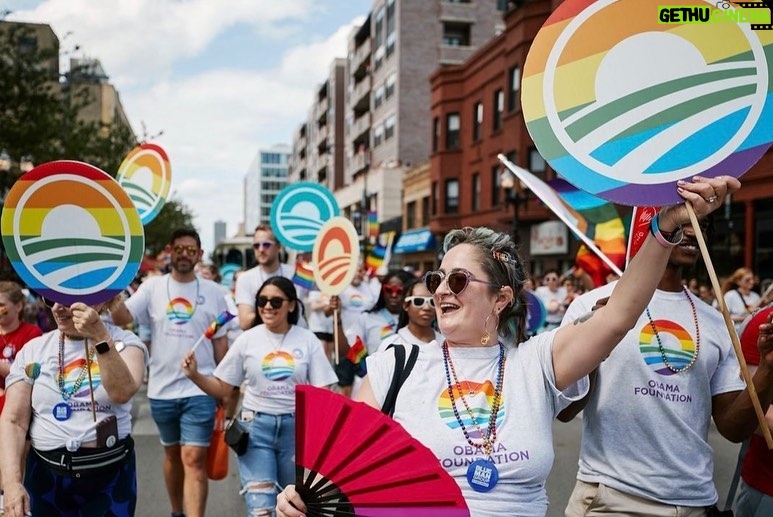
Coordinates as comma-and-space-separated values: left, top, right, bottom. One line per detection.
149, 396, 216, 447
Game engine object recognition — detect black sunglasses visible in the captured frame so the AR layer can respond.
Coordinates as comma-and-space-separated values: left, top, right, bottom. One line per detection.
423, 270, 499, 296
252, 241, 274, 250
42, 297, 68, 309
257, 295, 288, 309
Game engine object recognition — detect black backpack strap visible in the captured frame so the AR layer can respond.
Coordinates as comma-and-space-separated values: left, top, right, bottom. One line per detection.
380, 343, 419, 417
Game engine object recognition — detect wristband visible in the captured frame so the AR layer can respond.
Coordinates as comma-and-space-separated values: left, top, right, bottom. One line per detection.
650, 213, 683, 248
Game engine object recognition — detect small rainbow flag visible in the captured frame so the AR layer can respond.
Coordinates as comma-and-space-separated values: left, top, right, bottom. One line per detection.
367, 210, 379, 239
365, 231, 395, 277
346, 336, 368, 376
292, 262, 315, 290
204, 311, 236, 339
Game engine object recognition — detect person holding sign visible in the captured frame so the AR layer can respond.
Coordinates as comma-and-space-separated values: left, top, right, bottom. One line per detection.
0, 296, 147, 517
181, 276, 337, 516
277, 176, 739, 517
561, 216, 773, 517
111, 228, 229, 517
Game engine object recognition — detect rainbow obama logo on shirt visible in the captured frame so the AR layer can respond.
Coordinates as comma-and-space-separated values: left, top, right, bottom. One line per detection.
639, 319, 697, 376
58, 358, 101, 397
166, 297, 195, 324
438, 380, 505, 438
262, 351, 296, 381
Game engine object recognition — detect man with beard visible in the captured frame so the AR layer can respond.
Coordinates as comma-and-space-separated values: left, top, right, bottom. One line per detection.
112, 228, 229, 517
560, 216, 773, 517
234, 224, 306, 330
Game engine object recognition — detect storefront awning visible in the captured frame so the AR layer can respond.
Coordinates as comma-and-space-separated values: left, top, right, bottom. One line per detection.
393, 229, 436, 254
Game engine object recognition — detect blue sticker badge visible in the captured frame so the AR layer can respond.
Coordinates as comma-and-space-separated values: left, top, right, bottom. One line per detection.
53, 402, 72, 421
467, 458, 499, 492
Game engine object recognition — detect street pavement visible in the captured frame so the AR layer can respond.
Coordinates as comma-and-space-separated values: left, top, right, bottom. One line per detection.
130, 385, 742, 516
131, 384, 246, 516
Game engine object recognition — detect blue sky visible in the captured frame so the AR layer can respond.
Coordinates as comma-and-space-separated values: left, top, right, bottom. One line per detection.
4, 0, 371, 252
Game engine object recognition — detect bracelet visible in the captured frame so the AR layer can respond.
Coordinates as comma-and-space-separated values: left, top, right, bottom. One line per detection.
650, 213, 682, 248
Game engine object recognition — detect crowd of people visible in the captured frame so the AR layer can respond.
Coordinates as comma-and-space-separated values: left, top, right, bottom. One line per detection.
1, 175, 773, 516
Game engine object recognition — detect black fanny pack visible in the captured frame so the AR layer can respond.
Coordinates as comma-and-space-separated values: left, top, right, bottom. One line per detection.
33, 436, 134, 477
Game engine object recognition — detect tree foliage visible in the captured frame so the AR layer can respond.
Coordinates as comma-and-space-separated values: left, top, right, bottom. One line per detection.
143, 199, 197, 257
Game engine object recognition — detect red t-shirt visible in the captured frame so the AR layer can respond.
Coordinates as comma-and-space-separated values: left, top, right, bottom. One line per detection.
740, 314, 773, 495
0, 321, 43, 413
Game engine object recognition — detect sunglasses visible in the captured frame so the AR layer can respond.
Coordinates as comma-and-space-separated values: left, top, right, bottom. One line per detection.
173, 245, 198, 257
423, 270, 499, 296
382, 285, 404, 297
253, 241, 274, 250
257, 295, 288, 309
405, 296, 436, 309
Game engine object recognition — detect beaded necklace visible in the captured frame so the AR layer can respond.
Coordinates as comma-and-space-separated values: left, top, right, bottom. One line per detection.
645, 286, 700, 373
58, 332, 95, 401
441, 341, 506, 457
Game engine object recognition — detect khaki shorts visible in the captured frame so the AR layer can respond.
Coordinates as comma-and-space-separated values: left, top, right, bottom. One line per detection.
565, 479, 709, 517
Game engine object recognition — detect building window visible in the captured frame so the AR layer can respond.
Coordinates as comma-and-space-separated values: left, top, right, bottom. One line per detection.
385, 114, 396, 140
374, 45, 385, 71
422, 196, 430, 226
374, 125, 385, 147
433, 117, 440, 153
406, 200, 417, 229
442, 22, 471, 46
375, 6, 385, 45
472, 173, 480, 211
493, 89, 504, 131
386, 0, 396, 56
508, 66, 521, 112
445, 179, 459, 214
529, 147, 546, 176
491, 164, 501, 207
432, 182, 438, 215
472, 102, 483, 142
385, 73, 397, 99
374, 86, 385, 109
446, 112, 460, 150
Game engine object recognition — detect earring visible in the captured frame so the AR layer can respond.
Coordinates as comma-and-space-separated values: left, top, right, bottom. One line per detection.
481, 313, 491, 345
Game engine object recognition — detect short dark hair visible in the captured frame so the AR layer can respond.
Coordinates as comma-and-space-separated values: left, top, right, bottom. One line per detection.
169, 228, 201, 248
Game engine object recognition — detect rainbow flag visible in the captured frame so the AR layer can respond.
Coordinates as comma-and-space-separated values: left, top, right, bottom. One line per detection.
367, 211, 379, 239
346, 336, 368, 376
550, 179, 627, 287
204, 311, 236, 339
365, 231, 395, 277
292, 262, 314, 290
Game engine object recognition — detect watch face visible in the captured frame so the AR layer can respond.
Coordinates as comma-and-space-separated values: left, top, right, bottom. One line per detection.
669, 228, 684, 244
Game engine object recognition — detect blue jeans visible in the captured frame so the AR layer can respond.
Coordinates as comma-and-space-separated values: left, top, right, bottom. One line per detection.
735, 479, 773, 517
238, 412, 295, 515
149, 396, 216, 447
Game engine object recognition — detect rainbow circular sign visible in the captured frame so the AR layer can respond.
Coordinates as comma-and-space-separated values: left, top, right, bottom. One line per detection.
1, 161, 144, 306
116, 143, 172, 225
270, 182, 340, 251
312, 217, 359, 296
522, 0, 773, 206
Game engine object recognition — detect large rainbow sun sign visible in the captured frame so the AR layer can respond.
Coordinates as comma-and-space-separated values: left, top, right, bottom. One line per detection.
116, 143, 172, 225
270, 182, 340, 251
1, 161, 144, 306
312, 217, 360, 296
522, 0, 773, 206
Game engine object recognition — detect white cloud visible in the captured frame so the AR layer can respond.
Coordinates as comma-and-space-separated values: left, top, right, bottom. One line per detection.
7, 0, 367, 252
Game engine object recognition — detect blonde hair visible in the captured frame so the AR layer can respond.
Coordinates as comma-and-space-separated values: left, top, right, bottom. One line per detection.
721, 267, 753, 295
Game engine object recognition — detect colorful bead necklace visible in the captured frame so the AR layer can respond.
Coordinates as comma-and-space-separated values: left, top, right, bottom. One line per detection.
645, 286, 700, 374
58, 332, 95, 401
441, 341, 506, 457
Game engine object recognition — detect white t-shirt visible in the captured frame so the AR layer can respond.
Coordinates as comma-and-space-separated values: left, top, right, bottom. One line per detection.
724, 289, 761, 335
344, 308, 400, 355
535, 286, 567, 326
6, 326, 148, 451
234, 264, 309, 327
306, 290, 333, 334
125, 274, 229, 400
376, 326, 443, 353
214, 325, 337, 414
366, 337, 588, 516
338, 283, 378, 330
563, 283, 746, 507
